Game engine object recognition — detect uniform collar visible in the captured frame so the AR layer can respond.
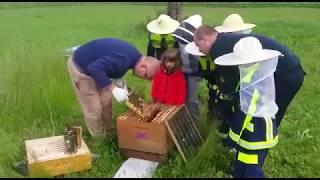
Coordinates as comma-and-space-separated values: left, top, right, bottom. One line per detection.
209, 33, 222, 56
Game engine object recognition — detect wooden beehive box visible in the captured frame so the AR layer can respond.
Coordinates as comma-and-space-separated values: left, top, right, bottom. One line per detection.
117, 103, 181, 162
25, 135, 92, 177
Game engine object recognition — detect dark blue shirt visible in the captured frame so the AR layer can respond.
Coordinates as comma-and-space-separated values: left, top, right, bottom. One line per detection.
73, 38, 142, 89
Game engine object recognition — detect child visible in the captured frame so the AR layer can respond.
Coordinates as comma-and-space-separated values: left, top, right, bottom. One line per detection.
151, 48, 186, 105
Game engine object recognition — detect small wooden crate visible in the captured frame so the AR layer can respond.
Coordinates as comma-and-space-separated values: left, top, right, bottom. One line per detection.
117, 103, 179, 162
25, 135, 92, 177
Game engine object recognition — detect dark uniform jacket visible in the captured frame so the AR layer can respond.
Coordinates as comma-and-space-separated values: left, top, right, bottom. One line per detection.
209, 32, 305, 126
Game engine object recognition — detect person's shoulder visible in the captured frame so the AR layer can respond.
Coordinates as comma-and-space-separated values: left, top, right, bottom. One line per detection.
250, 33, 272, 41
220, 32, 248, 40
82, 37, 130, 45
250, 33, 281, 46
105, 38, 129, 44
106, 38, 141, 54
94, 38, 131, 45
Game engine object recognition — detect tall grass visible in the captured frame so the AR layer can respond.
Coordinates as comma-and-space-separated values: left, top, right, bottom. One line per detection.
0, 3, 319, 177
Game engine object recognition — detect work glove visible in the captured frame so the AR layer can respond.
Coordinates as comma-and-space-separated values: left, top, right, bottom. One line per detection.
114, 78, 128, 91
112, 87, 129, 103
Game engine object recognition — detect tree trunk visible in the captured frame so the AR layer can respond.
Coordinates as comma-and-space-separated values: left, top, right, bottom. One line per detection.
167, 2, 181, 21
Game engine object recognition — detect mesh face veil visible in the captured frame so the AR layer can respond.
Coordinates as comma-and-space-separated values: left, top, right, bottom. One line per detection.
238, 56, 279, 118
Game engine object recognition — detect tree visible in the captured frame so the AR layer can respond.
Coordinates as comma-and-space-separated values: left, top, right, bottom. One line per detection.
167, 2, 182, 21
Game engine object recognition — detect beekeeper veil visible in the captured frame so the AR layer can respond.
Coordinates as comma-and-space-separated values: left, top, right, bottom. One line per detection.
214, 37, 283, 118
239, 57, 279, 118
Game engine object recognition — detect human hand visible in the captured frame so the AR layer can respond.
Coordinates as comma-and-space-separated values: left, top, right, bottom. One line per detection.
112, 87, 129, 103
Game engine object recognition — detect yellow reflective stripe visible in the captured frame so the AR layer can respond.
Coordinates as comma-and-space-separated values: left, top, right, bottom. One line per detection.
167, 41, 175, 47
199, 56, 207, 62
199, 57, 207, 69
151, 34, 175, 41
245, 122, 254, 132
150, 34, 175, 48
209, 59, 215, 70
237, 89, 258, 143
199, 56, 215, 71
237, 89, 278, 150
239, 89, 259, 137
241, 70, 255, 83
230, 129, 279, 150
229, 129, 240, 143
248, 89, 260, 115
237, 64, 259, 90
238, 151, 258, 164
238, 136, 278, 150
240, 63, 260, 83
239, 114, 253, 138
243, 115, 253, 131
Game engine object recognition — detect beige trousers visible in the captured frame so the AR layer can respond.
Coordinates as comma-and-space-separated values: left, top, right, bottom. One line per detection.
67, 56, 114, 137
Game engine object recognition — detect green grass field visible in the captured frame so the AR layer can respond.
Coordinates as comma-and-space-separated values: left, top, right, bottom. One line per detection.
0, 3, 319, 178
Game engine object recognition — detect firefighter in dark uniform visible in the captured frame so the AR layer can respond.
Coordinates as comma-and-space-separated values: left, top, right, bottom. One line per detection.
214, 36, 283, 178
185, 42, 234, 136
211, 13, 257, 136
190, 25, 305, 178
192, 26, 305, 130
146, 14, 180, 59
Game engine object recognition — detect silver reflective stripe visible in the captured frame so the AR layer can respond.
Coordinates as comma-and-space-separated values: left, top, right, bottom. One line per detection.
265, 117, 270, 142
177, 26, 194, 36
269, 117, 274, 140
264, 116, 273, 142
171, 34, 190, 44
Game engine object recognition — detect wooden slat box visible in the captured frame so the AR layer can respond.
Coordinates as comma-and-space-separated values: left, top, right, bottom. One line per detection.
117, 104, 180, 162
25, 135, 92, 177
